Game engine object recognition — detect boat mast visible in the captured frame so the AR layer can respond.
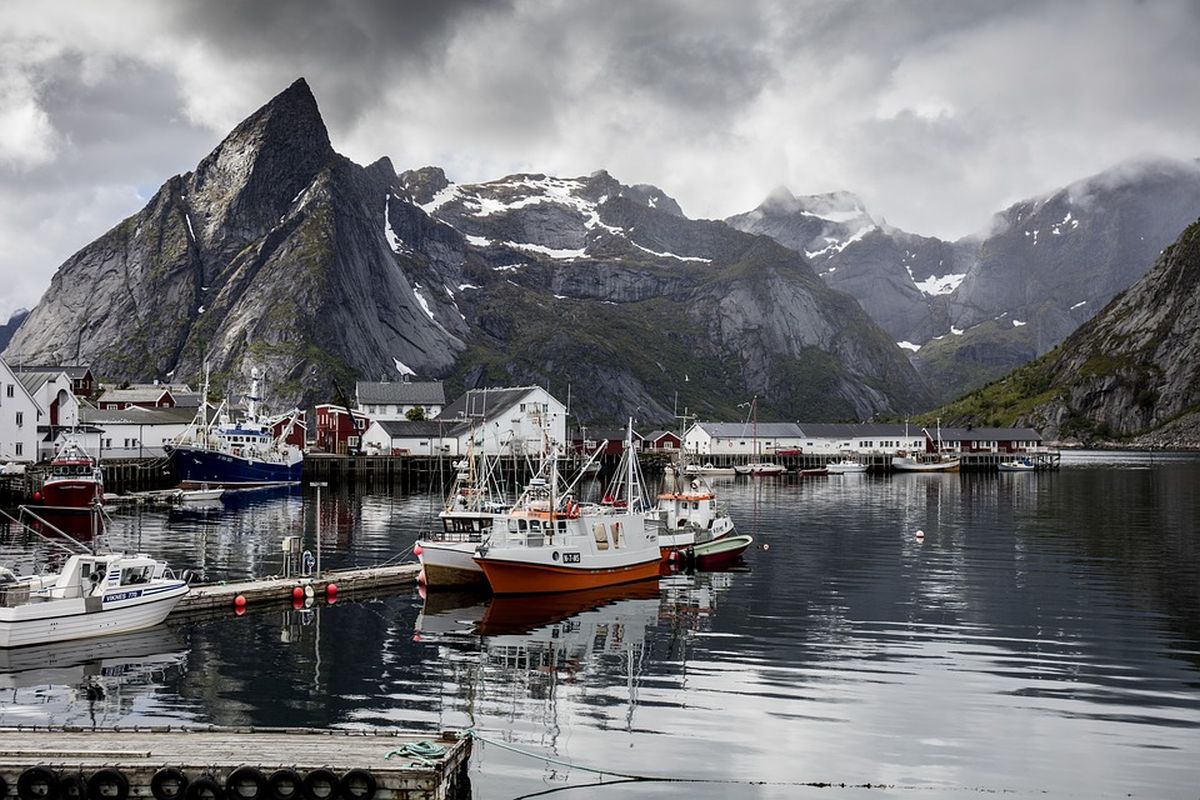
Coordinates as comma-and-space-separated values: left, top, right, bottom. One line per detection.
625, 416, 635, 508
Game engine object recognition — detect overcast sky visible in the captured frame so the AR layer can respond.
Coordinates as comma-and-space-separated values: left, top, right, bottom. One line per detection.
3, 0, 1200, 320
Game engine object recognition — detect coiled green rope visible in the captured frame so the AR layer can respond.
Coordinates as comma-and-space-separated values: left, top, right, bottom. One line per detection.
385, 740, 447, 767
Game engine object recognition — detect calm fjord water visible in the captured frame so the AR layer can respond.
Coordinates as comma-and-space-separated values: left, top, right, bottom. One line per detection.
2, 451, 1199, 799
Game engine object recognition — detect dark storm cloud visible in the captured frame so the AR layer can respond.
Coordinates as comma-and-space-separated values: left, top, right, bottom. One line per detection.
3, 0, 1200, 320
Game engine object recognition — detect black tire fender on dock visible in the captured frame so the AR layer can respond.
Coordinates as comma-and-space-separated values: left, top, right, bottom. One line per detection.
150, 768, 190, 800
266, 770, 302, 800
225, 768, 266, 800
300, 770, 338, 800
87, 769, 129, 800
58, 773, 87, 800
184, 775, 223, 800
18, 766, 59, 800
338, 770, 376, 800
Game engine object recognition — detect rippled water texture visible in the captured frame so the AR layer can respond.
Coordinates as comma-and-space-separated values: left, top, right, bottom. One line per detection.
2, 451, 1198, 798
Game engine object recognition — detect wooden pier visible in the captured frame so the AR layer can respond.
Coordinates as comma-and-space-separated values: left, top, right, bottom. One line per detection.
173, 563, 422, 618
0, 727, 470, 800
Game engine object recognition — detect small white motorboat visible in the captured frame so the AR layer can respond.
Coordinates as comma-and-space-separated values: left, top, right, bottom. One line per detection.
733, 462, 787, 476
998, 458, 1036, 472
827, 459, 868, 474
684, 462, 737, 477
0, 553, 189, 648
180, 487, 225, 502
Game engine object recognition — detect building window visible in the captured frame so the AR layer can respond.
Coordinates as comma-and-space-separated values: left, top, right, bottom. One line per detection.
15, 412, 22, 427
5, 385, 12, 398
14, 443, 22, 456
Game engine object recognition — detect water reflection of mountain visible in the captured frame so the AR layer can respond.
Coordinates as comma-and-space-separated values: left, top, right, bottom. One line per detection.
0, 626, 189, 726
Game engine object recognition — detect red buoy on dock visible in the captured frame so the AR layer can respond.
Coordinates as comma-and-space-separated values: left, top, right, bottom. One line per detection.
292, 586, 305, 601
413, 544, 424, 557
326, 583, 338, 597
234, 594, 247, 608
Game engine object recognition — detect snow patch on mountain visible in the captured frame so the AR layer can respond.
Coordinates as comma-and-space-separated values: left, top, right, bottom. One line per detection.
914, 272, 966, 296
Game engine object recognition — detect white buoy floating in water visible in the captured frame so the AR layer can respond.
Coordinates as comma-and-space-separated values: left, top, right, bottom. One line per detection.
915, 529, 925, 541
762, 543, 770, 551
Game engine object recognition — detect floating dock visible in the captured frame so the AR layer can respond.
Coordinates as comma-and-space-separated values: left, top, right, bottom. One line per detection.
173, 564, 422, 617
0, 728, 470, 800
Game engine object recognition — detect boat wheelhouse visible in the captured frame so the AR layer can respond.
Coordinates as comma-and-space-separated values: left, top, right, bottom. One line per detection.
36, 435, 103, 511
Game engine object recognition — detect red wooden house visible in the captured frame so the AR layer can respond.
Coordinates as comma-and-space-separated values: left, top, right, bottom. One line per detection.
315, 404, 371, 454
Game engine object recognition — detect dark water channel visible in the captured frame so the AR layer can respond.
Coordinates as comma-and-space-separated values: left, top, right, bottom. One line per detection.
1, 451, 1199, 798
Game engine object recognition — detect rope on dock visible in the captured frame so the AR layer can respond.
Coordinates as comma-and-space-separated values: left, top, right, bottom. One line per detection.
459, 729, 1036, 797
384, 740, 447, 767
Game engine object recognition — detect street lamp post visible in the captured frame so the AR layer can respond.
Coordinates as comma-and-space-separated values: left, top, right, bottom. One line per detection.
310, 481, 329, 577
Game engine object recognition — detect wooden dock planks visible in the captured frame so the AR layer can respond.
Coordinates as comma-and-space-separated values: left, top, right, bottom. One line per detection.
0, 728, 470, 800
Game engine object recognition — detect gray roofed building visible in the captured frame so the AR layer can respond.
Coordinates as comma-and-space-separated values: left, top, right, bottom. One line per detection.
374, 419, 468, 438
796, 423, 914, 438
97, 386, 177, 407
15, 370, 61, 395
439, 386, 541, 423
695, 421, 804, 438
11, 365, 92, 381
936, 427, 1043, 442
356, 380, 445, 407
80, 406, 197, 425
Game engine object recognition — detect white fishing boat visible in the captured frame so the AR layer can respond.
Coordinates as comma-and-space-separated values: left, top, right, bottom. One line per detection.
892, 454, 961, 472
684, 462, 737, 477
474, 420, 661, 595
733, 462, 787, 476
416, 448, 513, 588
827, 458, 868, 474
731, 396, 785, 476
0, 553, 189, 648
998, 458, 1036, 472
653, 475, 736, 553
180, 487, 224, 502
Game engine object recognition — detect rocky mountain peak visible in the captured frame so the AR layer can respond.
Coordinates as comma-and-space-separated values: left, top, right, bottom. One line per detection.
399, 166, 451, 205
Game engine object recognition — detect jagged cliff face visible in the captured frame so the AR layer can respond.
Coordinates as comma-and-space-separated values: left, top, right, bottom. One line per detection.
6, 80, 465, 410
5, 79, 929, 423
729, 159, 1200, 404
0, 309, 28, 353
938, 217, 1200, 441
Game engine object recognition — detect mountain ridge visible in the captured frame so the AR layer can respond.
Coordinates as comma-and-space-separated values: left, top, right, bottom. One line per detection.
4, 79, 929, 425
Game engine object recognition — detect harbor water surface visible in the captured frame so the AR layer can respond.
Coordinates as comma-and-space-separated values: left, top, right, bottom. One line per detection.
1, 451, 1198, 798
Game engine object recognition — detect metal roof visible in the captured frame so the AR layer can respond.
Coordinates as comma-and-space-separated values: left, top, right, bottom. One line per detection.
15, 370, 61, 395
440, 386, 551, 423
11, 365, 92, 381
356, 381, 446, 406
97, 387, 176, 404
694, 421, 803, 438
796, 423, 919, 438
80, 406, 196, 425
373, 419, 467, 438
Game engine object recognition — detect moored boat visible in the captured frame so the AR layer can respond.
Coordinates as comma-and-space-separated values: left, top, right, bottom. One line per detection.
998, 458, 1036, 472
684, 462, 737, 477
733, 462, 786, 476
0, 553, 189, 648
798, 467, 828, 477
652, 475, 735, 555
167, 367, 304, 489
474, 420, 660, 595
691, 534, 754, 568
892, 454, 961, 472
826, 458, 868, 474
180, 487, 224, 502
34, 435, 103, 511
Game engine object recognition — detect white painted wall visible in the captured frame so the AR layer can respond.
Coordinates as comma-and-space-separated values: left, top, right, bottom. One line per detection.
361, 422, 461, 456
0, 360, 42, 462
454, 388, 567, 456
96, 421, 190, 459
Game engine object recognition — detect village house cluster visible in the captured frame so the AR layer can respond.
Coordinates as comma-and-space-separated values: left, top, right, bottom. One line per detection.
1, 358, 1043, 468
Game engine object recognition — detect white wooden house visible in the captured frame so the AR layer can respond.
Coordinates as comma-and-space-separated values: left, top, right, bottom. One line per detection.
440, 386, 567, 456
355, 380, 446, 421
0, 358, 42, 462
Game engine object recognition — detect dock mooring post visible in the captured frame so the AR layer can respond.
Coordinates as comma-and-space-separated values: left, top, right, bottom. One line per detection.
310, 481, 328, 577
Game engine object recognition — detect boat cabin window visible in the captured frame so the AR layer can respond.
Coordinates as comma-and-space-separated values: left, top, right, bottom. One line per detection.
557, 520, 567, 531
121, 566, 152, 585
518, 519, 528, 532
508, 519, 519, 532
530, 520, 542, 531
